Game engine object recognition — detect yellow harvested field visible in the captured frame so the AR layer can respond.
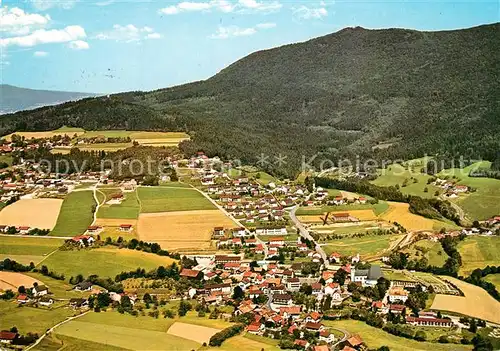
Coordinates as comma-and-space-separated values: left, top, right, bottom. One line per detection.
379, 202, 434, 231
138, 210, 234, 251
431, 276, 500, 324
297, 215, 323, 223
3, 130, 84, 141
0, 198, 63, 229
167, 322, 220, 344
0, 271, 42, 291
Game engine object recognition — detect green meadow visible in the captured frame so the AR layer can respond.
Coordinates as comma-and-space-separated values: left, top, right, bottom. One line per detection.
371, 162, 441, 198
40, 247, 177, 280
323, 320, 471, 351
457, 236, 500, 275
0, 236, 65, 265
97, 188, 140, 219
138, 186, 215, 213
50, 191, 96, 237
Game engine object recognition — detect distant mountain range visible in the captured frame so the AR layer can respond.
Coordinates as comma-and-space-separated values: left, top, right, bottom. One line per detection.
1, 23, 499, 176
0, 85, 96, 114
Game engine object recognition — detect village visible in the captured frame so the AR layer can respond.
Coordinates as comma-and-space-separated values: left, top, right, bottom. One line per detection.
0, 140, 499, 350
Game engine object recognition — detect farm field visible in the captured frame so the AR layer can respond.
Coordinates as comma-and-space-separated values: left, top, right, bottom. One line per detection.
40, 247, 177, 279
323, 320, 471, 351
484, 274, 500, 291
138, 186, 215, 213
0, 198, 63, 229
371, 162, 441, 199
431, 276, 500, 324
0, 271, 42, 291
138, 209, 234, 251
296, 202, 389, 216
97, 188, 140, 219
95, 218, 138, 240
457, 236, 500, 275
0, 236, 65, 265
322, 234, 403, 259
3, 126, 85, 141
404, 240, 449, 267
51, 311, 228, 350
50, 191, 95, 237
0, 300, 77, 335
380, 202, 434, 231
167, 322, 219, 344
439, 162, 500, 220
202, 334, 281, 351
55, 320, 199, 350
33, 334, 128, 351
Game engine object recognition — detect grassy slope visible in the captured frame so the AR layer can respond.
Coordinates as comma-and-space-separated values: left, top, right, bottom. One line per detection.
457, 236, 500, 275
372, 162, 441, 198
97, 189, 140, 219
50, 191, 95, 237
322, 234, 402, 258
484, 274, 500, 291
323, 320, 471, 351
40, 247, 176, 279
0, 237, 65, 265
439, 162, 500, 220
138, 186, 215, 213
0, 300, 76, 335
404, 240, 449, 267
33, 334, 128, 351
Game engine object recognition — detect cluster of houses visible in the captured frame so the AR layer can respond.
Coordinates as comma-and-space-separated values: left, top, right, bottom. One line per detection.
433, 179, 469, 198
305, 188, 368, 208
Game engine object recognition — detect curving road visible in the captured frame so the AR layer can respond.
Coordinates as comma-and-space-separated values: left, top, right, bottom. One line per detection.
289, 206, 328, 264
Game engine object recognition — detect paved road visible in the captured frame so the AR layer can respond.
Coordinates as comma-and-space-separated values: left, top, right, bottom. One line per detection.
25, 310, 90, 351
289, 206, 328, 264
439, 195, 470, 225
330, 326, 351, 347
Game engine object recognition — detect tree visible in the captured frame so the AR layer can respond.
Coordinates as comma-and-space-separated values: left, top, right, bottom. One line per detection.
333, 268, 348, 285
143, 293, 153, 304
232, 286, 244, 300
415, 330, 427, 341
469, 319, 477, 333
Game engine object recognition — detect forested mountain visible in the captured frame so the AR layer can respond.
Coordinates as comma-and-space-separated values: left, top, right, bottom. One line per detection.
0, 85, 96, 114
1, 23, 499, 177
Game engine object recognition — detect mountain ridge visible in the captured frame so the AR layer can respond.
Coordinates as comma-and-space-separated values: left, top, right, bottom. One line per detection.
0, 84, 97, 114
1, 23, 499, 176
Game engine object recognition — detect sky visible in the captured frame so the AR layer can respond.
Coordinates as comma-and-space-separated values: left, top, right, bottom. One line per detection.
0, 0, 498, 94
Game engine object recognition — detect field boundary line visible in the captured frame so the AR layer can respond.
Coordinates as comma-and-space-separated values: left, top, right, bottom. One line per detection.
35, 247, 61, 267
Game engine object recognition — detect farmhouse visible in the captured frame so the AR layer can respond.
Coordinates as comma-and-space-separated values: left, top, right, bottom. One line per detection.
71, 235, 95, 247
213, 227, 225, 237
86, 225, 103, 234
73, 281, 93, 291
119, 224, 133, 232
387, 287, 409, 303
331, 213, 358, 222
69, 298, 88, 309
0, 331, 17, 344
255, 226, 287, 235
272, 294, 293, 306
214, 255, 241, 264
180, 269, 201, 279
406, 316, 454, 327
39, 296, 54, 306
32, 284, 48, 297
